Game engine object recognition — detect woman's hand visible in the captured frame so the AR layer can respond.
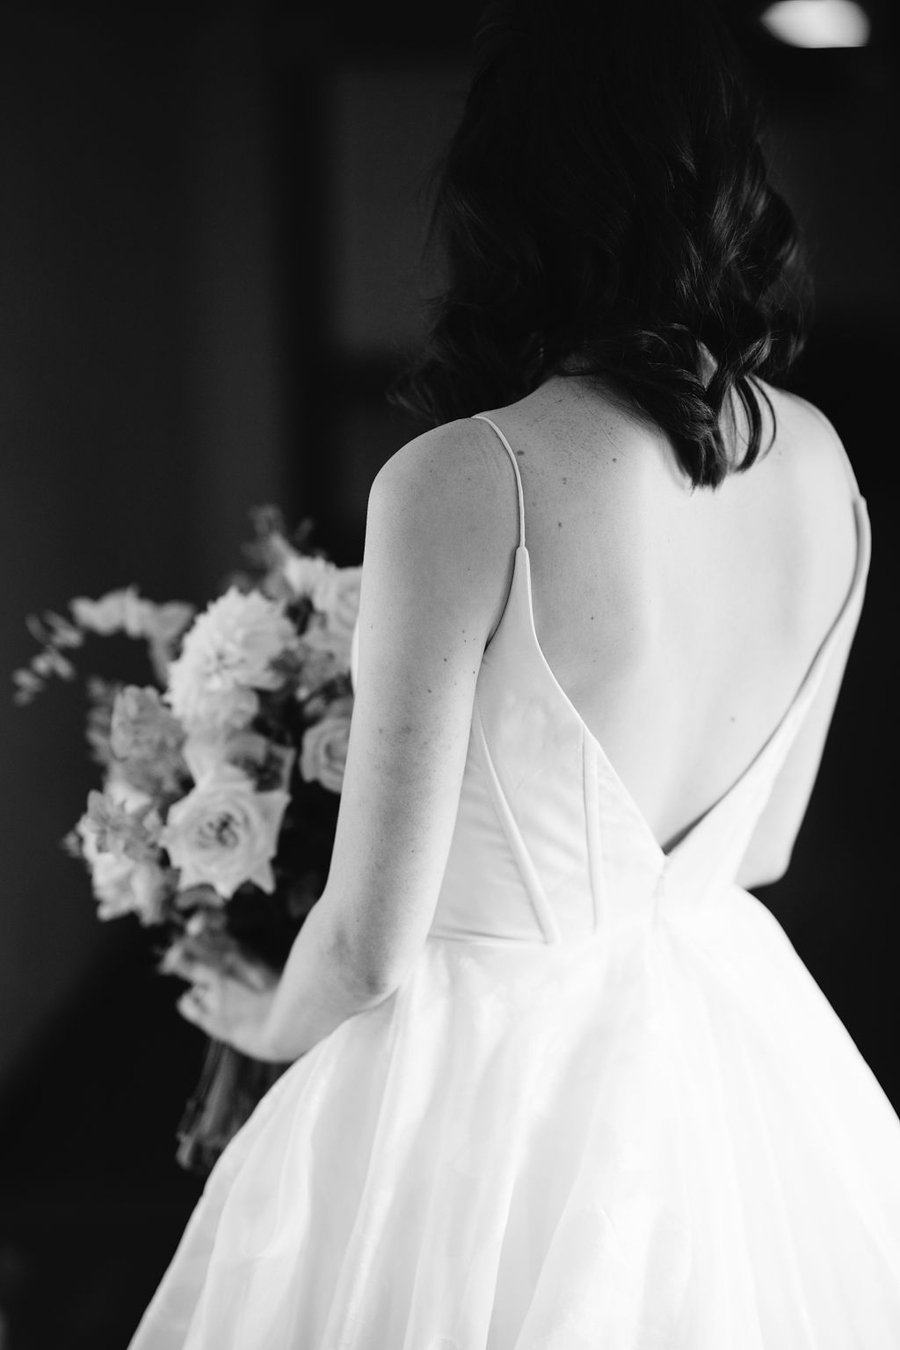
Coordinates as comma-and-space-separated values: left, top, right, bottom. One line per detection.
170, 948, 288, 1062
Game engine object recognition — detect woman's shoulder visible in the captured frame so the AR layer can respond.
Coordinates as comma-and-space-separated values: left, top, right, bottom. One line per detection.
754, 380, 859, 502
373, 416, 514, 486
369, 417, 523, 552
368, 382, 859, 557
364, 419, 523, 642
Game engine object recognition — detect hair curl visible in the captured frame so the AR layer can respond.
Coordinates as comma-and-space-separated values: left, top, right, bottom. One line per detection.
390, 0, 811, 489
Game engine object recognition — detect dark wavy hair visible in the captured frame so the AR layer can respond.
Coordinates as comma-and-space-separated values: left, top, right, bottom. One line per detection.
390, 0, 812, 489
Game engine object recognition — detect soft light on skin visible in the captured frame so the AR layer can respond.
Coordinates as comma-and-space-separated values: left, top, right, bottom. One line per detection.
760, 0, 871, 48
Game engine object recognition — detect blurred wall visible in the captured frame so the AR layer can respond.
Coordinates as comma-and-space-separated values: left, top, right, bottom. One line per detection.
0, 0, 286, 1096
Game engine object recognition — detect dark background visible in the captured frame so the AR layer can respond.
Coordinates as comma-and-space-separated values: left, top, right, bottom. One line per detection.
0, 0, 896, 1345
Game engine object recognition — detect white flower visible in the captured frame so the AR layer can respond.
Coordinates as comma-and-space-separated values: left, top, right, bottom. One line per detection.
77, 814, 169, 924
181, 734, 229, 784
165, 588, 298, 732
71, 587, 143, 635
95, 857, 169, 924
300, 619, 353, 671
312, 565, 361, 646
70, 587, 192, 644
160, 764, 290, 899
104, 775, 155, 813
300, 700, 352, 793
181, 730, 294, 793
283, 554, 334, 600
281, 558, 360, 671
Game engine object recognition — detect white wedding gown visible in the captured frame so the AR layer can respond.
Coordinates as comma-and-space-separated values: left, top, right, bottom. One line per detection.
129, 414, 900, 1348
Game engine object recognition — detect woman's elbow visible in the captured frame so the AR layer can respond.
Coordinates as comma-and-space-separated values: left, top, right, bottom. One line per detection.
329, 918, 411, 1004
347, 955, 404, 1003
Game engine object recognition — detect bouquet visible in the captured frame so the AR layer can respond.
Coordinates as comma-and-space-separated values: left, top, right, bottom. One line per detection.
13, 508, 360, 1174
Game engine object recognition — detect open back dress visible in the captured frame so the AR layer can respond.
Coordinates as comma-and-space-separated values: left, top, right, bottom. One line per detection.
129, 413, 900, 1349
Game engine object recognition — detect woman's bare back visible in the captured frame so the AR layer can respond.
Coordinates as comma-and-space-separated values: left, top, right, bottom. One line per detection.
478, 375, 861, 857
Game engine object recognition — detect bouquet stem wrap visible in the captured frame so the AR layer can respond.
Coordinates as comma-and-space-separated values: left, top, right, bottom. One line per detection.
176, 1040, 291, 1174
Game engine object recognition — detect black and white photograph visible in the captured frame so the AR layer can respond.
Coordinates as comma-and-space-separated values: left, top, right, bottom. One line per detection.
0, 0, 898, 1345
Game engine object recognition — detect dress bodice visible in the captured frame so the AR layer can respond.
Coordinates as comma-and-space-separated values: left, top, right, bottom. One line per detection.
347, 414, 871, 947
427, 415, 872, 945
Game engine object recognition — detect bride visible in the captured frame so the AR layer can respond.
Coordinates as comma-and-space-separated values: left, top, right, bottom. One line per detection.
130, 0, 900, 1345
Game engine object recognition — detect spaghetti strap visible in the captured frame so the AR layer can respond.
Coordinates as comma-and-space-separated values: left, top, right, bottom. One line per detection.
473, 413, 527, 549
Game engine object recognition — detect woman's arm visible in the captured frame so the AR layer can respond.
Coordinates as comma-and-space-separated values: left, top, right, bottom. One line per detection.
256, 420, 520, 1059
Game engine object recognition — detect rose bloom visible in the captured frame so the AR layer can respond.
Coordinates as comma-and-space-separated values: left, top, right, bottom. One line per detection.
300, 700, 352, 793
166, 587, 298, 732
161, 764, 290, 899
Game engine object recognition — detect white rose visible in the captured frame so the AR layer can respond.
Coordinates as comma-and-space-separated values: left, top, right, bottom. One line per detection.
166, 587, 298, 732
299, 701, 352, 793
160, 765, 289, 899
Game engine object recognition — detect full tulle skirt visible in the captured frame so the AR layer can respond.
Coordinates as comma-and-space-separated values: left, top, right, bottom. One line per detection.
129, 884, 900, 1349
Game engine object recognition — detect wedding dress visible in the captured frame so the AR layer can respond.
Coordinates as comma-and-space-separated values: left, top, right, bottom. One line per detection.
129, 413, 900, 1349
